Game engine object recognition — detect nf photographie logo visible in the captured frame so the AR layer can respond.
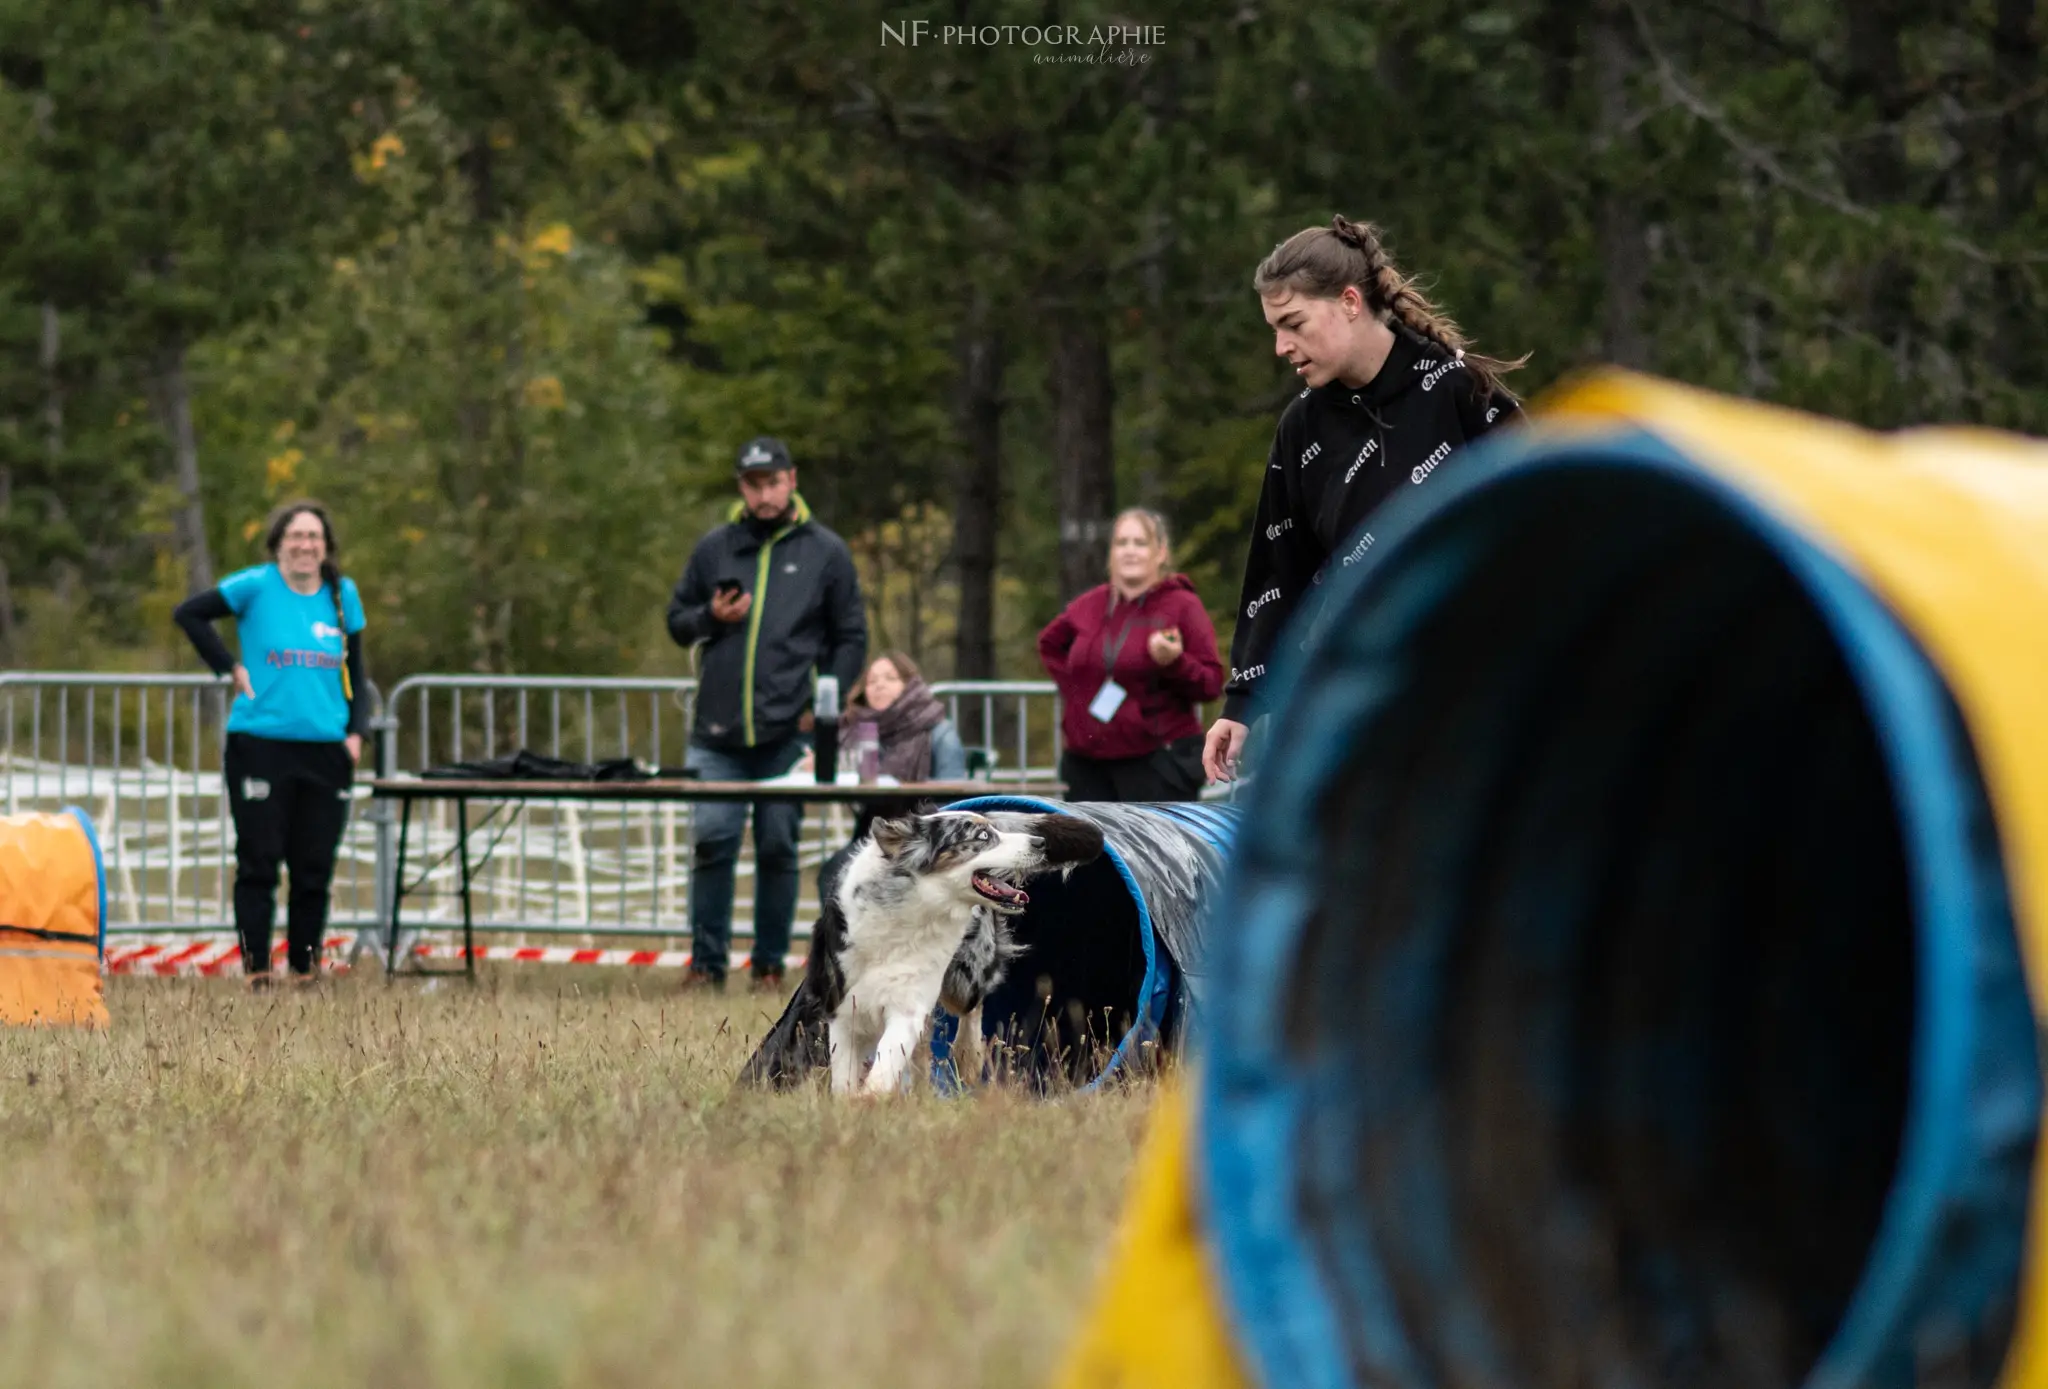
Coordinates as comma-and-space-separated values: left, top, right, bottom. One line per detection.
882, 19, 1164, 65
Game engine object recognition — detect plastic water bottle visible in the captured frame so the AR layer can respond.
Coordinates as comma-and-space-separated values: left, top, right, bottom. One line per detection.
854, 721, 881, 784
813, 675, 840, 785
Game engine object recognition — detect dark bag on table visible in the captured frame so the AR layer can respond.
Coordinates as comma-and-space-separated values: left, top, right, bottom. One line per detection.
420, 749, 654, 782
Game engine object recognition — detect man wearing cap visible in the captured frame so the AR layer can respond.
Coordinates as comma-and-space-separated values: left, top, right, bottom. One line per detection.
667, 437, 867, 991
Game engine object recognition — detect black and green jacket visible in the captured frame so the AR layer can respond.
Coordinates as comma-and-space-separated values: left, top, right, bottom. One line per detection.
666, 495, 868, 750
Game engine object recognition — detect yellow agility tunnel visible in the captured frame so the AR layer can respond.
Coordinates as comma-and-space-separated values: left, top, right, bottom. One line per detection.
0, 809, 109, 1028
1060, 373, 2048, 1389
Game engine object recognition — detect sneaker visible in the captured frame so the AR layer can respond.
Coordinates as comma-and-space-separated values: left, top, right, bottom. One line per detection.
287, 970, 321, 992
246, 971, 277, 994
680, 966, 726, 994
748, 965, 787, 995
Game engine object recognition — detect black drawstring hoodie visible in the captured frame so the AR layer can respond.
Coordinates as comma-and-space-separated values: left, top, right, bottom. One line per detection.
1221, 328, 1523, 722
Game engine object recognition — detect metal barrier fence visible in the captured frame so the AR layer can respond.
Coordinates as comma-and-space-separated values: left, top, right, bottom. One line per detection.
372, 675, 1065, 948
378, 675, 1064, 785
0, 672, 384, 934
0, 671, 1070, 950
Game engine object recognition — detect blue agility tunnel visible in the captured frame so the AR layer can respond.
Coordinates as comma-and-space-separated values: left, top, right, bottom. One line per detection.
1057, 373, 2048, 1389
945, 797, 1239, 1087
1195, 381, 2042, 1389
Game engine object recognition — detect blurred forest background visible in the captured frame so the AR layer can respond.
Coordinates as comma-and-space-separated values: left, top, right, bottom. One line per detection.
0, 0, 2039, 686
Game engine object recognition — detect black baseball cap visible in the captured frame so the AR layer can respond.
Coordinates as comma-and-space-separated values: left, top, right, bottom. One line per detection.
734, 436, 794, 475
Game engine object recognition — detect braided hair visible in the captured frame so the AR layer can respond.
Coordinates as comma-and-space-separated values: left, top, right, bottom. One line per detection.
1253, 216, 1529, 401
263, 499, 354, 703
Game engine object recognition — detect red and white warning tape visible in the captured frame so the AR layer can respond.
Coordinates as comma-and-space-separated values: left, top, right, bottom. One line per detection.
408, 942, 697, 968
105, 937, 353, 977
405, 942, 804, 969
104, 935, 803, 976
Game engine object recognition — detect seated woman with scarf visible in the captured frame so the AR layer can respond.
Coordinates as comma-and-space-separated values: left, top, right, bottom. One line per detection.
814, 650, 968, 905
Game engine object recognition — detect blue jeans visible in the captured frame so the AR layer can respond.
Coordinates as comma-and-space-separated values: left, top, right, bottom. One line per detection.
686, 736, 807, 978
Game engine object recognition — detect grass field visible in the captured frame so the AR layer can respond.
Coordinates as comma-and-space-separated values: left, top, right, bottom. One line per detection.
0, 971, 1158, 1388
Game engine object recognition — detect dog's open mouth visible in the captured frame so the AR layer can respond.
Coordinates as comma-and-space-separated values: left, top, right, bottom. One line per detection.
972, 872, 1030, 911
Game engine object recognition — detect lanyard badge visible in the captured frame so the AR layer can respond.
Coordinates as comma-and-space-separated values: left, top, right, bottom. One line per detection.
1090, 603, 1143, 723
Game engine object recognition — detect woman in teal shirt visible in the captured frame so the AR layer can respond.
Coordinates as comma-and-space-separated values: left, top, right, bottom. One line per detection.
174, 500, 370, 988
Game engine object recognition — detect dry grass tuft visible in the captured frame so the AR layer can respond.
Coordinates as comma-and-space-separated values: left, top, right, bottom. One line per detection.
0, 971, 1156, 1388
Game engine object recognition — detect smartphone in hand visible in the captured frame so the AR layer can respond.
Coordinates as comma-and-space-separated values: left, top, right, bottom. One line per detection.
710, 579, 750, 624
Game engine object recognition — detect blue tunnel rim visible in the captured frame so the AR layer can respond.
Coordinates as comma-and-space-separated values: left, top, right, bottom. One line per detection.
944, 794, 1170, 1085
63, 805, 107, 958
1196, 426, 2037, 1389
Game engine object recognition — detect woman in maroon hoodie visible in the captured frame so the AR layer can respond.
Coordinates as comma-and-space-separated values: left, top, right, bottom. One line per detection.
1038, 508, 1226, 802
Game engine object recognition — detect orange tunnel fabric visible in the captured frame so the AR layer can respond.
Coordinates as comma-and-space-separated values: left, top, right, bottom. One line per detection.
0, 809, 109, 1028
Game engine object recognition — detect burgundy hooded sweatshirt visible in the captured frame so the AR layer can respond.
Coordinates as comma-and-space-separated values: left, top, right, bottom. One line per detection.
1037, 573, 1226, 762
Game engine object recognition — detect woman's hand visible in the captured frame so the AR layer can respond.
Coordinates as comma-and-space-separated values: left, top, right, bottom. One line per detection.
1203, 718, 1249, 783
231, 663, 255, 701
345, 734, 363, 765
1147, 626, 1184, 667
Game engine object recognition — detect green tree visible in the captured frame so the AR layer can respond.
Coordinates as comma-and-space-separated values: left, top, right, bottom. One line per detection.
196, 109, 692, 680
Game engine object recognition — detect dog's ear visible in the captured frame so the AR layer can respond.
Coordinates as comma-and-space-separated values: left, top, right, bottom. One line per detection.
870, 815, 919, 859
1035, 814, 1105, 866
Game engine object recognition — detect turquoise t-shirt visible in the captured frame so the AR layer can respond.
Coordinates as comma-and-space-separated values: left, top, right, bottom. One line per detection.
219, 564, 366, 742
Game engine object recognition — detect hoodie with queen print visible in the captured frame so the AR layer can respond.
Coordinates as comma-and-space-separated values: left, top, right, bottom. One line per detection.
1221, 328, 1523, 722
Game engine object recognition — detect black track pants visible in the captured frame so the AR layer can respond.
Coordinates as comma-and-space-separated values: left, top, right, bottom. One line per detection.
1058, 734, 1206, 803
224, 733, 353, 975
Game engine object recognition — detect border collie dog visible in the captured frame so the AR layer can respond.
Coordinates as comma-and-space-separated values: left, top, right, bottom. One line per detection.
832, 811, 1104, 1096
737, 809, 1103, 1094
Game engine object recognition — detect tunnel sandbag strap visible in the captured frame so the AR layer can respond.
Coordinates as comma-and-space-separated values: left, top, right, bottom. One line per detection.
1052, 1085, 1254, 1389
0, 926, 99, 946
1199, 421, 2040, 1389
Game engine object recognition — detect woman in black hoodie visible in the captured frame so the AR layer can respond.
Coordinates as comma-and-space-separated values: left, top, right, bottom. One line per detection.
1203, 217, 1529, 782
